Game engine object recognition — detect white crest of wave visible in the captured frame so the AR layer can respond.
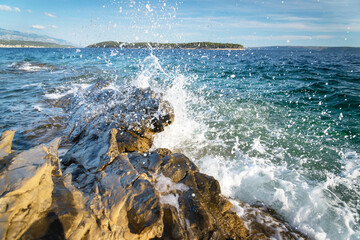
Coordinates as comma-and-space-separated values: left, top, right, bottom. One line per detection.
196, 151, 359, 240
132, 53, 205, 152
152, 73, 205, 152
45, 83, 92, 99
15, 62, 49, 72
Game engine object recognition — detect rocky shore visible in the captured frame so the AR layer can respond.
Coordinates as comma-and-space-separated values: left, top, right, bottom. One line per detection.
0, 81, 308, 239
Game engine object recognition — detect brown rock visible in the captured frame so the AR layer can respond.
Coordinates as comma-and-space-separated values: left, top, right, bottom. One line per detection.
162, 153, 199, 183
0, 130, 15, 160
0, 81, 310, 240
0, 138, 61, 239
116, 129, 152, 153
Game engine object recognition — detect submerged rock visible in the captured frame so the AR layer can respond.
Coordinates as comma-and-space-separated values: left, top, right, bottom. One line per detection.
0, 81, 309, 239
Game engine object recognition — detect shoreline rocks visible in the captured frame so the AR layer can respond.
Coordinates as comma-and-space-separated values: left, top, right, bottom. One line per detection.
0, 81, 309, 239
0, 130, 15, 160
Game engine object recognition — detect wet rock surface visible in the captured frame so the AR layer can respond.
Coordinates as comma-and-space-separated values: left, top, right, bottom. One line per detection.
0, 81, 309, 240
0, 130, 16, 171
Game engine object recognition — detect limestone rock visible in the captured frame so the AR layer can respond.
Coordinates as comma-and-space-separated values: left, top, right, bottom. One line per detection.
0, 130, 15, 160
0, 138, 61, 239
0, 81, 309, 240
232, 200, 310, 240
60, 81, 174, 172
127, 151, 249, 240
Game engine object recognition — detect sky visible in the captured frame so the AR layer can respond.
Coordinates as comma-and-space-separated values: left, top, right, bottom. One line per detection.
0, 0, 359, 47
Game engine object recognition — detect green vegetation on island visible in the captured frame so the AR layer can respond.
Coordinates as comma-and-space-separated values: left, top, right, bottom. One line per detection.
87, 41, 244, 50
0, 40, 74, 48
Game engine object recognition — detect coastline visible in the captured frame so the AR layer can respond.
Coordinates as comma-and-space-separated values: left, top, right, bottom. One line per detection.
186, 48, 245, 50
0, 81, 308, 239
0, 45, 244, 50
0, 45, 74, 48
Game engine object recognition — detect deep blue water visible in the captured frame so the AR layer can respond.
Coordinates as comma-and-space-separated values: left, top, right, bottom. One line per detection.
0, 47, 359, 239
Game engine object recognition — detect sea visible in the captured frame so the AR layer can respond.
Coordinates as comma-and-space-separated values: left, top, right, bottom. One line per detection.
0, 47, 359, 239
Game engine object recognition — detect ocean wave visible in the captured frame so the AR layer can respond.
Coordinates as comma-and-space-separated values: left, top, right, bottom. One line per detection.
8, 61, 54, 72
1, 48, 359, 240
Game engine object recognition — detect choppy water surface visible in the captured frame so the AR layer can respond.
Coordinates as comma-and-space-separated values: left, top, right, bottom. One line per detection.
0, 47, 359, 239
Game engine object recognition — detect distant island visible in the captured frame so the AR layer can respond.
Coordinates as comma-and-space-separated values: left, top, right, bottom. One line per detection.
0, 28, 74, 48
87, 41, 244, 50
250, 46, 360, 51
0, 40, 73, 48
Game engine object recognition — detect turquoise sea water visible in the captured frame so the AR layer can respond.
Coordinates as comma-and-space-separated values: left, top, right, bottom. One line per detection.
0, 48, 359, 239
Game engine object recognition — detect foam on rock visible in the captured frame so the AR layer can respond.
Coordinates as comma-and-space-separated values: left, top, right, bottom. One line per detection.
0, 81, 310, 239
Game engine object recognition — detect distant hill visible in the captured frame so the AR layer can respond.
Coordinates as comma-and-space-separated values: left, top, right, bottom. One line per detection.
0, 39, 73, 48
0, 28, 73, 46
250, 46, 360, 51
87, 41, 244, 50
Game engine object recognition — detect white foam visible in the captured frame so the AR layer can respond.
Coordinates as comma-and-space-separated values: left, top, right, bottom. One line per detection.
44, 83, 91, 99
230, 199, 307, 240
194, 151, 359, 240
154, 174, 189, 210
14, 62, 49, 72
155, 174, 189, 193
133, 53, 360, 239
152, 74, 206, 153
340, 150, 360, 179
251, 136, 267, 154
160, 193, 180, 209
32, 104, 43, 112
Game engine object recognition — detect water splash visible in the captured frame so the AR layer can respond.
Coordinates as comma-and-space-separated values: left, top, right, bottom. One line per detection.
135, 51, 360, 240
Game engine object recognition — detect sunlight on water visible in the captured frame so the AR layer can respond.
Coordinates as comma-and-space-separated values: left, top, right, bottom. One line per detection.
1, 46, 359, 240
141, 51, 360, 240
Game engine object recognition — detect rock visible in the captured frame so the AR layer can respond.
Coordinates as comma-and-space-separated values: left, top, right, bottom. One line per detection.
0, 130, 15, 160
231, 200, 310, 240
56, 81, 250, 239
0, 138, 61, 239
0, 81, 309, 239
116, 129, 152, 153
61, 81, 174, 172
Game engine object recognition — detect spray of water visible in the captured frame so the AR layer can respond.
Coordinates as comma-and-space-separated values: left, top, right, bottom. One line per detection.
132, 52, 360, 240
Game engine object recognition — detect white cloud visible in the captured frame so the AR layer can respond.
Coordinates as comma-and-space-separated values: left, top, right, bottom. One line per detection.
44, 12, 56, 18
269, 15, 320, 21
32, 25, 46, 29
0, 5, 12, 11
49, 25, 57, 28
0, 5, 20, 12
27, 9, 32, 13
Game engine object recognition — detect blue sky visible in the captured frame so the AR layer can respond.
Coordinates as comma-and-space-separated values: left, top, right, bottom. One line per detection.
0, 0, 359, 47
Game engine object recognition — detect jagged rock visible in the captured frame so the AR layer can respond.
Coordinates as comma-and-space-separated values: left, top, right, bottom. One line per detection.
231, 200, 310, 240
60, 81, 174, 172
0, 138, 61, 239
0, 81, 309, 240
56, 81, 250, 239
126, 151, 249, 239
